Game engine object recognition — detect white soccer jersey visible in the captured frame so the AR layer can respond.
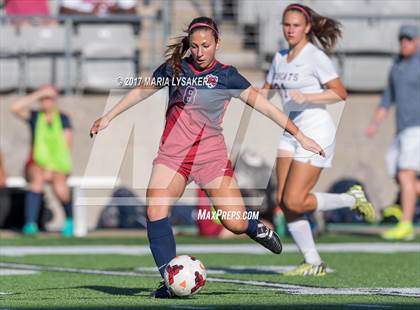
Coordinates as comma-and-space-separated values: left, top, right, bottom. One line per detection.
266, 42, 338, 121
266, 42, 340, 168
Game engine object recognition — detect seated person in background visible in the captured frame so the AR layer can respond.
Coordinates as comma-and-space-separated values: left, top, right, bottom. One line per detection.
3, 0, 55, 26
10, 86, 74, 237
59, 0, 137, 16
59, 0, 139, 33
0, 151, 6, 188
0, 150, 11, 228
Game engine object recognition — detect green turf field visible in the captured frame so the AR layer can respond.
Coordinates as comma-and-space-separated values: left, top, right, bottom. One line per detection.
1, 234, 419, 309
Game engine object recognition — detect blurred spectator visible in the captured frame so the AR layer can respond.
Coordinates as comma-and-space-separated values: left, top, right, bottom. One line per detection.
59, 0, 140, 34
0, 151, 11, 227
10, 85, 74, 237
3, 0, 55, 26
59, 0, 137, 16
98, 187, 147, 229
0, 151, 6, 187
366, 25, 420, 241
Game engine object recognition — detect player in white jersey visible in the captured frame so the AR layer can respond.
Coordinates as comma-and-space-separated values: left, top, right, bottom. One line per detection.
261, 3, 376, 276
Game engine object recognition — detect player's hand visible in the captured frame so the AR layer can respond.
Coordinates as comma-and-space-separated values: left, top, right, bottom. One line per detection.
296, 133, 326, 157
365, 123, 378, 138
289, 90, 307, 104
90, 116, 110, 138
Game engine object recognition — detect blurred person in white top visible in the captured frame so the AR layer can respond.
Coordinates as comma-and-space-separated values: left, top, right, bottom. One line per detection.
261, 3, 375, 276
59, 0, 137, 16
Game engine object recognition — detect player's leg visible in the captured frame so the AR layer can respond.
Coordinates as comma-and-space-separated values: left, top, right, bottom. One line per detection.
275, 150, 293, 207
281, 160, 326, 276
147, 164, 187, 298
23, 164, 45, 235
399, 169, 417, 223
313, 186, 375, 223
204, 175, 283, 254
382, 169, 416, 240
52, 172, 73, 237
383, 127, 419, 240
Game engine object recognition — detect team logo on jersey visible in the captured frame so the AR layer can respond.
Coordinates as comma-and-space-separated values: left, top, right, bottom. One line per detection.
204, 74, 218, 88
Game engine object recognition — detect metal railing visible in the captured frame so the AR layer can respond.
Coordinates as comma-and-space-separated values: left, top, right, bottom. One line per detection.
0, 14, 163, 94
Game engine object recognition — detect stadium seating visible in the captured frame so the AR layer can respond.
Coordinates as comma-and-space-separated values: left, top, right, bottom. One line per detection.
0, 59, 20, 92
248, 0, 419, 91
369, 0, 420, 15
308, 0, 372, 15
77, 24, 138, 92
0, 26, 19, 55
0, 26, 20, 91
20, 26, 66, 54
25, 58, 53, 89
56, 58, 79, 90
81, 60, 135, 91
0, 21, 140, 93
20, 26, 70, 90
77, 24, 136, 58
340, 56, 394, 92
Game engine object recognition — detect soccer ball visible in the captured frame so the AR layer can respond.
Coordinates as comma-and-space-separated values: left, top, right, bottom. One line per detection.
164, 255, 207, 297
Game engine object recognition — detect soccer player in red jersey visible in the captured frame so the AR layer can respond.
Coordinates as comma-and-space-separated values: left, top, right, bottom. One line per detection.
90, 16, 324, 298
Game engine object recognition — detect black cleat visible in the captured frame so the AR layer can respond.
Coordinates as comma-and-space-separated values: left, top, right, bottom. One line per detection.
251, 221, 283, 254
150, 281, 174, 299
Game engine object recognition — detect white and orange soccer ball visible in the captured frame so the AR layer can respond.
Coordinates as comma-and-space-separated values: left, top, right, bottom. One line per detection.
164, 255, 207, 297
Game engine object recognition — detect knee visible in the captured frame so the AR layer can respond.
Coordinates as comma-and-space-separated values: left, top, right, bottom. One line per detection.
398, 170, 415, 183
282, 193, 305, 214
146, 205, 169, 221
53, 183, 70, 202
276, 192, 283, 207
30, 179, 44, 193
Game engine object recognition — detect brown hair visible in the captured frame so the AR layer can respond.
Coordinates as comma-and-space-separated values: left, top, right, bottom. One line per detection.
165, 16, 220, 79
283, 3, 341, 52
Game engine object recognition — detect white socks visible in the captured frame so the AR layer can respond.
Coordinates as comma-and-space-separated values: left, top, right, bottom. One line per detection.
287, 193, 357, 265
314, 192, 356, 212
287, 219, 322, 265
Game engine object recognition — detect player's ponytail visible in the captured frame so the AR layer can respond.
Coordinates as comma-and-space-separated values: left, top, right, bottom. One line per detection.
165, 16, 219, 79
284, 4, 341, 52
165, 36, 189, 80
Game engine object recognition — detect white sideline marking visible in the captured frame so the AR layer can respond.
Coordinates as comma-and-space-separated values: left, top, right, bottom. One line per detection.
1, 243, 419, 256
0, 262, 419, 298
0, 263, 156, 278
0, 268, 39, 276
345, 305, 392, 308
170, 307, 215, 310
135, 265, 335, 274
207, 277, 420, 297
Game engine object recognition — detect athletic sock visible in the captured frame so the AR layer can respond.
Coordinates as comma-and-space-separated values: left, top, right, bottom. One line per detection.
62, 200, 73, 218
24, 191, 42, 224
314, 192, 356, 212
287, 219, 322, 265
147, 217, 176, 278
245, 218, 258, 238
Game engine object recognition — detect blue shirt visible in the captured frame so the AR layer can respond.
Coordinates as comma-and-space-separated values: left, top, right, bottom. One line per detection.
380, 52, 420, 133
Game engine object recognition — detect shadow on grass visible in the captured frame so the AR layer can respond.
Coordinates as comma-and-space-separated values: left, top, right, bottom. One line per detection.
75, 285, 149, 296
5, 305, 420, 310
75, 285, 252, 297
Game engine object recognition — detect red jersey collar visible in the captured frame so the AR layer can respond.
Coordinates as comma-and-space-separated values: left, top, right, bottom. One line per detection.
186, 57, 219, 75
